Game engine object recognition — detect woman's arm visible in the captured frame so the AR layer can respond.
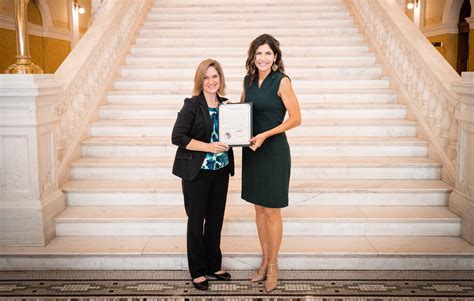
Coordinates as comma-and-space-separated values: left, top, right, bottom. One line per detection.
186, 139, 228, 154
171, 98, 194, 148
240, 80, 246, 103
249, 77, 301, 151
171, 99, 228, 154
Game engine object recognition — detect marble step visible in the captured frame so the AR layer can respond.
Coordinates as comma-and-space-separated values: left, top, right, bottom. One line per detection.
149, 7, 349, 14
53, 205, 460, 237
134, 37, 365, 47
125, 55, 377, 67
139, 27, 361, 36
3, 235, 473, 270
62, 179, 451, 207
150, 4, 348, 12
106, 89, 397, 104
98, 104, 405, 120
142, 20, 355, 29
120, 67, 382, 79
69, 157, 441, 180
130, 45, 370, 56
80, 136, 427, 158
89, 118, 416, 137
112, 78, 390, 91
146, 13, 352, 22
154, 0, 344, 6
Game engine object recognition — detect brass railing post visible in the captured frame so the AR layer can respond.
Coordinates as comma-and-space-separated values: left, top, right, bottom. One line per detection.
5, 0, 43, 74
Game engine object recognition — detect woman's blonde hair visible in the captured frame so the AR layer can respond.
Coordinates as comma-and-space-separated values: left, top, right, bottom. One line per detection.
192, 59, 226, 96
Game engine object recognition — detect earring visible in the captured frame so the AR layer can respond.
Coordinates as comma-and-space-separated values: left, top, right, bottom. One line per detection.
272, 62, 278, 72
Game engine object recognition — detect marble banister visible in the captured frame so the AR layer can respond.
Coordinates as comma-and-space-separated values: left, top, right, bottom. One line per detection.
348, 0, 461, 184
54, 0, 152, 185
0, 0, 151, 246
449, 72, 474, 244
0, 75, 65, 246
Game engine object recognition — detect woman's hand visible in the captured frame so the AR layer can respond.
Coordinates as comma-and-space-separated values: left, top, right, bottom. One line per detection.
249, 133, 267, 151
208, 142, 229, 154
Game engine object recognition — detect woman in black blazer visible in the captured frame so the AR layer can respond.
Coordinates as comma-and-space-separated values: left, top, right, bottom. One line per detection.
171, 59, 235, 290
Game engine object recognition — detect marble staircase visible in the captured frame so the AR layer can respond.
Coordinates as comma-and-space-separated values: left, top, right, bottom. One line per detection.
2, 0, 474, 270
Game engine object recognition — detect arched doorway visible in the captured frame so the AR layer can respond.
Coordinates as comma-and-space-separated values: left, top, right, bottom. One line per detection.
456, 0, 471, 73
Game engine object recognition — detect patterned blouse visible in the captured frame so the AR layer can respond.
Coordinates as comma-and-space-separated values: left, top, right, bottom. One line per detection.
201, 107, 230, 170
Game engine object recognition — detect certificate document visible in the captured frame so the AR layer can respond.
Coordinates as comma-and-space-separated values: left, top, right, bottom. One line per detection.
218, 102, 253, 146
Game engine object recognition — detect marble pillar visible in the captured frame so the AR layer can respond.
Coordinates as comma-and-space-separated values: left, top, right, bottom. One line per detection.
466, 17, 474, 71
0, 75, 65, 246
449, 72, 474, 245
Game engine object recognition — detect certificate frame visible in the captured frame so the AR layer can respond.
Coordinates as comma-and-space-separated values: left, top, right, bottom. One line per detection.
218, 102, 253, 147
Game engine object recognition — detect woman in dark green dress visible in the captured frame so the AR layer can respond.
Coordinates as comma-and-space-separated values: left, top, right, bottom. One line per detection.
241, 34, 301, 293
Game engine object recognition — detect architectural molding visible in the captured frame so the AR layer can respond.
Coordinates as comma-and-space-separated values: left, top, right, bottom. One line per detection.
35, 0, 53, 28
450, 72, 474, 245
422, 23, 459, 37
0, 75, 65, 246
442, 0, 464, 25
466, 17, 474, 29
0, 15, 71, 41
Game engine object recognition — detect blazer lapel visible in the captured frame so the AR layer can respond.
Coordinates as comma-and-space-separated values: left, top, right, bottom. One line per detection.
198, 93, 213, 140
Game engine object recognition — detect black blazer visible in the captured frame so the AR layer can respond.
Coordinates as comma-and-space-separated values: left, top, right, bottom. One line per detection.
171, 92, 235, 181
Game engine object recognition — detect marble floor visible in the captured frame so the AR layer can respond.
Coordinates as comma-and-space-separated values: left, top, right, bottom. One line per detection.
1, 270, 473, 300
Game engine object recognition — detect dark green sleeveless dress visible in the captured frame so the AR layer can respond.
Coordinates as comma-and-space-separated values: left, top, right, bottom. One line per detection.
241, 71, 291, 208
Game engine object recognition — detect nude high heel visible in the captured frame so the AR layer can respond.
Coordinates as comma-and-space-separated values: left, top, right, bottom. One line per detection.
250, 256, 268, 282
264, 263, 278, 293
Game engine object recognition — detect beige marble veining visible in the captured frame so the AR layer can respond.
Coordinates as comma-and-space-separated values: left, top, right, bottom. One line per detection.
62, 179, 452, 193
369, 236, 474, 255
0, 236, 150, 255
359, 206, 460, 220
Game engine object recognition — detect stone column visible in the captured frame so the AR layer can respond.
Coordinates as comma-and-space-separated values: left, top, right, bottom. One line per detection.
466, 17, 474, 71
70, 0, 80, 48
449, 72, 474, 245
0, 75, 65, 246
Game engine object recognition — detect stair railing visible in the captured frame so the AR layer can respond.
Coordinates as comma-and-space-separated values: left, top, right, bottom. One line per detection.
348, 0, 461, 183
54, 0, 152, 184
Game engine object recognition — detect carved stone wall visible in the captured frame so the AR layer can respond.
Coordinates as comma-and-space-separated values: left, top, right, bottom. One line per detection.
0, 74, 65, 246
450, 72, 474, 244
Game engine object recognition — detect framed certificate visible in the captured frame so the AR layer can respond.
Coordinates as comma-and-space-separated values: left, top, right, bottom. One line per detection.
218, 102, 253, 146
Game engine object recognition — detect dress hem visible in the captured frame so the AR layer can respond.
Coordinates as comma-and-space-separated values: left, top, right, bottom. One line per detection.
241, 196, 288, 209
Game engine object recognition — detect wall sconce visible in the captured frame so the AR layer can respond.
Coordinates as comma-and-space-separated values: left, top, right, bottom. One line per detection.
74, 0, 86, 14
407, 0, 419, 10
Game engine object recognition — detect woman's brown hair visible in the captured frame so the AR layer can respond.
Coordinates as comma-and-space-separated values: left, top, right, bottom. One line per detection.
192, 59, 226, 96
245, 34, 285, 87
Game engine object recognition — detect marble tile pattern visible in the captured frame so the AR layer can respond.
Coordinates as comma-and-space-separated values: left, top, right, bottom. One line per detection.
0, 270, 473, 299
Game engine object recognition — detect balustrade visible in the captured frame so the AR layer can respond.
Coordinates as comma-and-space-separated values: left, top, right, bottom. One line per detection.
348, 0, 461, 182
54, 0, 152, 183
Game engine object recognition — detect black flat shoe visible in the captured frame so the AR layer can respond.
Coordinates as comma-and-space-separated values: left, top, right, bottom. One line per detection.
192, 279, 209, 290
210, 271, 231, 281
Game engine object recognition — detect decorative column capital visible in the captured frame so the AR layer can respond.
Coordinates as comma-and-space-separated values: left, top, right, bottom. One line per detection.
453, 72, 474, 124
466, 17, 474, 29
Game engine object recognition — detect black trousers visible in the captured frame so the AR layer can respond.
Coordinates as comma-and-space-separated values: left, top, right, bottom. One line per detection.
182, 165, 230, 279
